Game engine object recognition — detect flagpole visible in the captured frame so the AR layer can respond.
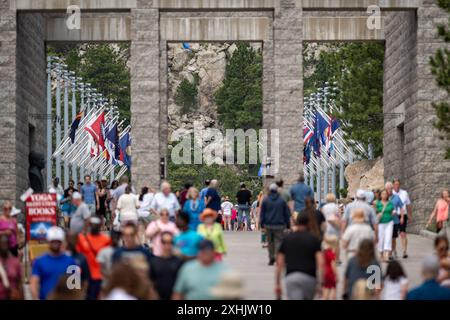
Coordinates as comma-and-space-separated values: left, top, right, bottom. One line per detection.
46, 57, 53, 188
71, 76, 79, 184
79, 82, 85, 182
63, 71, 70, 188
55, 65, 62, 182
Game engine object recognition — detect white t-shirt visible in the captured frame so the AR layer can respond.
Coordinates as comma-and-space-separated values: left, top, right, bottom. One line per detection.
381, 276, 408, 300
117, 193, 139, 221
342, 223, 374, 252
393, 189, 411, 215
221, 201, 234, 216
104, 288, 137, 300
322, 203, 341, 236
138, 193, 155, 218
150, 192, 180, 217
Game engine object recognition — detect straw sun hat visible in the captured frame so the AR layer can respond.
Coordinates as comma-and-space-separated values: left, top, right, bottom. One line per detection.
210, 272, 245, 300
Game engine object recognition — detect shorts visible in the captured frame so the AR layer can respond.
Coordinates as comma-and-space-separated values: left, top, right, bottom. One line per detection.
392, 223, 400, 239
399, 215, 408, 233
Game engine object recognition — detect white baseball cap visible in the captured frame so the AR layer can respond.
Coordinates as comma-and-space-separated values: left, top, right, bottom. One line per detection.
46, 226, 65, 242
11, 207, 21, 217
356, 189, 366, 199
72, 192, 82, 200
269, 183, 278, 192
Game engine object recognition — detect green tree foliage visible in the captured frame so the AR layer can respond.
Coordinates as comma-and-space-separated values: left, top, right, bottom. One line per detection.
304, 43, 385, 157
174, 78, 198, 115
47, 44, 131, 126
430, 0, 450, 159
215, 43, 263, 131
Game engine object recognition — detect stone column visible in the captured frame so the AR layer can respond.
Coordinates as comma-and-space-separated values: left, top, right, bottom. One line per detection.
413, 1, 450, 232
272, 0, 303, 186
0, 1, 17, 203
130, 3, 161, 189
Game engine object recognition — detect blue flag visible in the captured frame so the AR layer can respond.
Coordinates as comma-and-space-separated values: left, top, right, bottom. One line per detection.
257, 164, 264, 177
69, 112, 83, 144
105, 124, 120, 165
119, 132, 132, 170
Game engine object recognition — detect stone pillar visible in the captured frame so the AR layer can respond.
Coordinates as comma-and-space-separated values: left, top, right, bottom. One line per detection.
130, 3, 161, 189
0, 1, 17, 203
273, 0, 303, 186
413, 1, 450, 232
384, 4, 450, 233
17, 13, 46, 197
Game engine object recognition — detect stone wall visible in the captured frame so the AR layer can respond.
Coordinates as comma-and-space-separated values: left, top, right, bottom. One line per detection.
16, 13, 46, 201
0, 1, 17, 204
384, 3, 450, 233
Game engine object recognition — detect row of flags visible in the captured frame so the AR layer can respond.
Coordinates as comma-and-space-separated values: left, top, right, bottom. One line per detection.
66, 108, 132, 171
304, 112, 340, 165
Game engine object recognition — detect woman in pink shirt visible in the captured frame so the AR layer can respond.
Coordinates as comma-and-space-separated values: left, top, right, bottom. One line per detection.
145, 208, 179, 256
426, 190, 450, 234
0, 201, 18, 257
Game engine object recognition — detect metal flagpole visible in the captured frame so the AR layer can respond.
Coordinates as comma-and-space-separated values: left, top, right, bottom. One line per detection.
71, 76, 78, 184
80, 82, 86, 181
332, 162, 337, 197
324, 163, 329, 200
55, 65, 62, 182
63, 71, 70, 188
46, 57, 53, 188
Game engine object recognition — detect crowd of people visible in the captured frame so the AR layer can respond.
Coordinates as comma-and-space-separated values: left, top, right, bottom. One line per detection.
0, 173, 448, 300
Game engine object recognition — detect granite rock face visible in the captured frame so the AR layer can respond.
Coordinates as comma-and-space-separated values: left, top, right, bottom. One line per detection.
345, 158, 384, 198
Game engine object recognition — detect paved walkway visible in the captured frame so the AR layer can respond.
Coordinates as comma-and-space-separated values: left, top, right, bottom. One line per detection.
223, 231, 433, 300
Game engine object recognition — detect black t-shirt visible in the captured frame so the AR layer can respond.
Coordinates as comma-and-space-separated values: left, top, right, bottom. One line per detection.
150, 255, 184, 300
236, 189, 252, 205
278, 231, 322, 277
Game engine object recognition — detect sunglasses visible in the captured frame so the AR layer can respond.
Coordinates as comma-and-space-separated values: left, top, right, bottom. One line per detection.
160, 213, 169, 216
161, 240, 173, 245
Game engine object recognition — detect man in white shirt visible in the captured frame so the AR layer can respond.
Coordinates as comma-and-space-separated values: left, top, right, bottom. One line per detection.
48, 177, 64, 201
150, 181, 180, 222
221, 196, 234, 231
393, 179, 412, 259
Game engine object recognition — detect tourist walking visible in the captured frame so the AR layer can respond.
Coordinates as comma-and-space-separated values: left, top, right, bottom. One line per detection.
199, 180, 211, 202
30, 227, 76, 300
0, 235, 23, 300
260, 183, 291, 266
221, 196, 234, 231
150, 181, 181, 223
97, 230, 122, 282
150, 231, 183, 300
342, 189, 378, 234
172, 240, 227, 300
236, 183, 252, 231
322, 235, 338, 300
426, 190, 449, 236
276, 179, 293, 212
145, 208, 179, 257
138, 187, 155, 226
197, 209, 227, 261
205, 180, 222, 224
174, 212, 204, 260
434, 235, 450, 288
0, 201, 18, 257
300, 197, 326, 240
375, 190, 395, 262
183, 187, 205, 231
275, 213, 324, 300
69, 192, 91, 235
117, 186, 140, 224
321, 194, 341, 261
65, 232, 90, 297
76, 216, 112, 300
380, 260, 408, 300
81, 175, 97, 215
407, 255, 450, 300
343, 239, 380, 300
48, 177, 64, 199
289, 174, 314, 216
342, 209, 375, 260
96, 178, 109, 229
385, 182, 405, 259
393, 179, 412, 259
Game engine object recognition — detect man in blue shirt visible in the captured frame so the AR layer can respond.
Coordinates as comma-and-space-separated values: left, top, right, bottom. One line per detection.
81, 175, 97, 214
289, 174, 314, 213
386, 182, 404, 259
174, 212, 204, 259
407, 255, 450, 300
30, 227, 76, 300
199, 180, 210, 202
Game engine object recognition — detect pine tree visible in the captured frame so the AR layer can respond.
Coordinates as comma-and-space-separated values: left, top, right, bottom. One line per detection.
215, 43, 263, 130
430, 0, 450, 159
